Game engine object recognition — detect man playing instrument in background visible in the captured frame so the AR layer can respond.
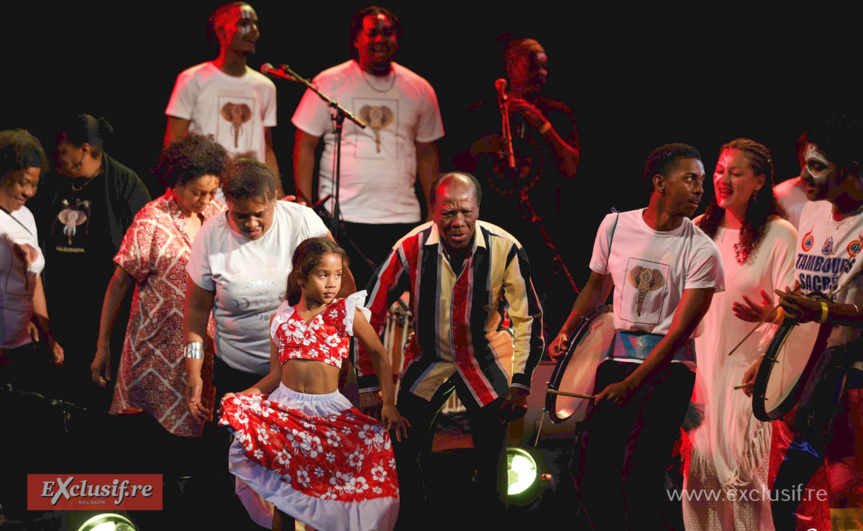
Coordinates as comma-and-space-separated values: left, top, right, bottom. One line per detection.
549, 143, 724, 530
456, 35, 581, 345
291, 5, 444, 289
742, 114, 863, 528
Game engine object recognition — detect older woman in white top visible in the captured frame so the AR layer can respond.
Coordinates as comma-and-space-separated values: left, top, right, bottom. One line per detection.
183, 159, 355, 422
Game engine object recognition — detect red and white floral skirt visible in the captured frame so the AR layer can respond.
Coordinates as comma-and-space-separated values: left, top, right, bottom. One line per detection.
219, 385, 399, 530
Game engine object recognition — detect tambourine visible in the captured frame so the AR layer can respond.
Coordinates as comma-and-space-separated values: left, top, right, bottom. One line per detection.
751, 316, 828, 422
545, 305, 615, 423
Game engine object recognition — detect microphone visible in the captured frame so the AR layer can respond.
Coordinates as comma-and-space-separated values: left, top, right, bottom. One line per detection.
260, 63, 296, 82
494, 78, 515, 169
494, 78, 508, 102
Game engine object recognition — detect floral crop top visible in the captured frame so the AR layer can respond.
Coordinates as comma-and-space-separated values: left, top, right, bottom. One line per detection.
270, 291, 370, 368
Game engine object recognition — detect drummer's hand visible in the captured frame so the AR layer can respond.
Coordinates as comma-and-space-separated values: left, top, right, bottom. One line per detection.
498, 387, 530, 423
733, 290, 779, 323
740, 358, 762, 397
548, 333, 570, 360
596, 379, 636, 407
360, 390, 384, 421
774, 286, 823, 323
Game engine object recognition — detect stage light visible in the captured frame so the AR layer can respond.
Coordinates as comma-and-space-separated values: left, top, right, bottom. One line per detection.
76, 512, 137, 531
507, 447, 539, 497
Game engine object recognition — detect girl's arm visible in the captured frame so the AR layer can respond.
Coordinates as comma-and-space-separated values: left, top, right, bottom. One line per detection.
352, 308, 409, 441
91, 266, 134, 386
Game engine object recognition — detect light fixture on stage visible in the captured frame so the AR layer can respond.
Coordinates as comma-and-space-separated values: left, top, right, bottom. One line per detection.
505, 446, 550, 503
75, 512, 138, 531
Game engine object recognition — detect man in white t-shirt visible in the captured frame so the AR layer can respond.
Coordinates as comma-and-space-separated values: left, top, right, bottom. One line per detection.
291, 6, 444, 287
165, 2, 282, 195
549, 143, 724, 530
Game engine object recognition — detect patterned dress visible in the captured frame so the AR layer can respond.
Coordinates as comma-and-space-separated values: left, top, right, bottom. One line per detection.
219, 294, 399, 531
109, 191, 223, 436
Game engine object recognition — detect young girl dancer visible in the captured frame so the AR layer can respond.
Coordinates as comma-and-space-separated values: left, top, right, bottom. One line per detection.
219, 237, 409, 531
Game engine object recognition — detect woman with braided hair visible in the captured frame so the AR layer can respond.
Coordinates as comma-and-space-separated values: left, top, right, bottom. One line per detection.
684, 138, 796, 529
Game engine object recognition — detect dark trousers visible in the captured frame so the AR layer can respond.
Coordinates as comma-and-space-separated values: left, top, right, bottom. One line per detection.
393, 376, 508, 530
575, 360, 694, 531
771, 345, 863, 530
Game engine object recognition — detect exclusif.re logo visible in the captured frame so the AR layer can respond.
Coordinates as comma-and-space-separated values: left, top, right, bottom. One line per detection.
27, 474, 162, 511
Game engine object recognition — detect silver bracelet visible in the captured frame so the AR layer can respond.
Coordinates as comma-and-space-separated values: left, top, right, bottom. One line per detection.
184, 342, 204, 359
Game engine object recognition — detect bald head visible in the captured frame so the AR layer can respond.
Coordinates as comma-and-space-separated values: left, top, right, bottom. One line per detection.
431, 173, 481, 253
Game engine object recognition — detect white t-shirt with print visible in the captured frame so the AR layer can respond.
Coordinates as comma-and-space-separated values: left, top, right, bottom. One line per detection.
166, 62, 277, 163
796, 200, 863, 350
590, 209, 725, 337
291, 60, 444, 224
186, 201, 328, 374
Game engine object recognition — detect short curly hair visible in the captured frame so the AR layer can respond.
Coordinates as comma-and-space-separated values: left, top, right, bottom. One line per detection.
643, 143, 702, 194
221, 158, 277, 202
154, 132, 230, 189
0, 129, 49, 178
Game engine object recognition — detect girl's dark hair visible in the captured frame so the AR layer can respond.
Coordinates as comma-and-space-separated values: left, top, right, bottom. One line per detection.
697, 138, 786, 264
55, 114, 113, 157
286, 237, 349, 306
154, 132, 230, 188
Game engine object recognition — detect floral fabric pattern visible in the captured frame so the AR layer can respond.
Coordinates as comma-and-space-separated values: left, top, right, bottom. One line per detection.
273, 297, 355, 368
219, 392, 399, 502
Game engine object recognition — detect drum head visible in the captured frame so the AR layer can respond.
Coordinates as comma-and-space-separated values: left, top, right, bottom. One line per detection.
752, 320, 819, 421
546, 307, 615, 423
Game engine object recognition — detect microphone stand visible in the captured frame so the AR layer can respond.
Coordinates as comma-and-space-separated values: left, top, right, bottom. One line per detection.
265, 64, 367, 239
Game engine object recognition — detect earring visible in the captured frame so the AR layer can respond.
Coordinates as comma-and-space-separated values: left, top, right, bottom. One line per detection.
751, 189, 759, 203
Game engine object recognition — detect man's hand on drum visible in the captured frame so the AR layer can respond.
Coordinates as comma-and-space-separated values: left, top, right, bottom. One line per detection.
596, 379, 636, 407
498, 387, 530, 423
733, 289, 782, 323
775, 286, 825, 323
548, 332, 570, 360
